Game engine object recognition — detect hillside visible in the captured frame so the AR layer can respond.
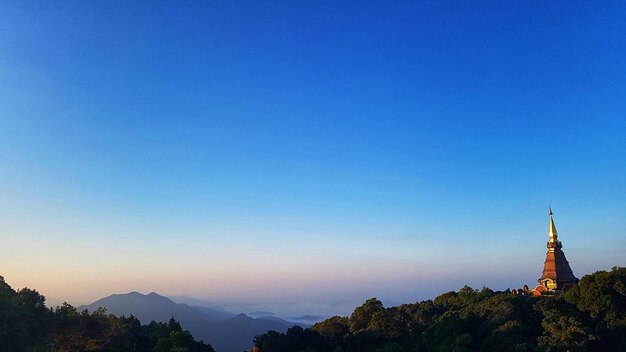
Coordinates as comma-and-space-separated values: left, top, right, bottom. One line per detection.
254, 267, 626, 352
4, 267, 624, 351
80, 291, 227, 324
0, 276, 214, 352
81, 292, 304, 352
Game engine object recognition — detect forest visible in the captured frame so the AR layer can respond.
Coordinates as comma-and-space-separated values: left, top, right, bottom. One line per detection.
253, 267, 626, 352
0, 275, 214, 352
1, 267, 624, 352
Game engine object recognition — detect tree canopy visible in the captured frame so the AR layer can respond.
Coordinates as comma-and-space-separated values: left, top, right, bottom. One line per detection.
254, 267, 626, 352
0, 276, 214, 352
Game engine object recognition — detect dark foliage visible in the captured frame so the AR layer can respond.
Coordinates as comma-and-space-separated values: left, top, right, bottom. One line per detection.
254, 267, 626, 352
0, 276, 215, 352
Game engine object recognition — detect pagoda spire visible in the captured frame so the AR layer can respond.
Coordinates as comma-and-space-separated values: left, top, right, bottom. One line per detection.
537, 207, 578, 293
548, 206, 558, 243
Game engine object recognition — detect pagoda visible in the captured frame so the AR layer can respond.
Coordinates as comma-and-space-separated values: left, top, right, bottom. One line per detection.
530, 207, 578, 296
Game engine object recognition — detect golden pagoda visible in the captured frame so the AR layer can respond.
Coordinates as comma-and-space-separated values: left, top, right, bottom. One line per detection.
530, 207, 578, 296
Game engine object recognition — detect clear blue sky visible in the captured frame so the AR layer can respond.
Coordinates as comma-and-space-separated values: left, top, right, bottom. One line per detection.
1, 1, 625, 316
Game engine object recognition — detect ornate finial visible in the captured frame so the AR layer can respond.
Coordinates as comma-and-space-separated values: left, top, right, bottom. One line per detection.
548, 207, 558, 243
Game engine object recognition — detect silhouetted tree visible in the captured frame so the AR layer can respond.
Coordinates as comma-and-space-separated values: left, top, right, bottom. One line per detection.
0, 276, 215, 352
252, 268, 626, 352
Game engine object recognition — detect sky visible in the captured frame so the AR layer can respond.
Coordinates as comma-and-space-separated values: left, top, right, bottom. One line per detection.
1, 1, 625, 318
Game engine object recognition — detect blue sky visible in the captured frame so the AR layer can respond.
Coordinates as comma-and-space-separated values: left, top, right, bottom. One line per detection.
1, 1, 625, 317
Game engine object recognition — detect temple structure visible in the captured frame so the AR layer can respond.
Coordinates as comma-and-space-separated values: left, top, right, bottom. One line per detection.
529, 207, 578, 296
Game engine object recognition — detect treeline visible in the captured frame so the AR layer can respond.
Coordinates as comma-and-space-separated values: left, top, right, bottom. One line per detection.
254, 267, 626, 352
0, 276, 214, 352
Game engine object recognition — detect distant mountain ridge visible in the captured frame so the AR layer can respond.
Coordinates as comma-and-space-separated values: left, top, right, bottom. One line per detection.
81, 292, 222, 324
80, 291, 305, 352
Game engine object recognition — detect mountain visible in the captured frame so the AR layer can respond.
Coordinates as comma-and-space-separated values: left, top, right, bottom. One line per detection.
167, 295, 236, 321
80, 292, 215, 324
0, 278, 215, 352
81, 292, 303, 352
194, 305, 238, 322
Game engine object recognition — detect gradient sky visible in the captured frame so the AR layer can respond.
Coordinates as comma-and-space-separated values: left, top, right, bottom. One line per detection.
1, 1, 625, 318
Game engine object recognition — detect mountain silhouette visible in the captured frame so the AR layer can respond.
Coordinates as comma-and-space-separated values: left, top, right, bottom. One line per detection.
80, 292, 304, 352
80, 291, 220, 323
